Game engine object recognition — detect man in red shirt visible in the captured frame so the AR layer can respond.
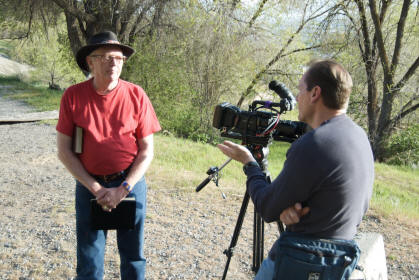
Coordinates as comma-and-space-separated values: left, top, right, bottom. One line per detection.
56, 31, 161, 280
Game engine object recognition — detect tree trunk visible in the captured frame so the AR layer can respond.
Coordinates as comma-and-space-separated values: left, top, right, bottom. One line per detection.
64, 10, 84, 58
366, 65, 379, 142
373, 85, 394, 160
366, 0, 419, 161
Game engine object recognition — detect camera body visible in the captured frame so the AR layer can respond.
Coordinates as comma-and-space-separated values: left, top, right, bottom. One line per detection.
196, 81, 306, 193
212, 102, 307, 146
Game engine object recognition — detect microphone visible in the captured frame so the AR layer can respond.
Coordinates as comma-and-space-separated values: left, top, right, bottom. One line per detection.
268, 81, 296, 110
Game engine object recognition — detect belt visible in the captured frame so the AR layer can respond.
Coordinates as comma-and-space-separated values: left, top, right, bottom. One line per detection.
92, 166, 131, 183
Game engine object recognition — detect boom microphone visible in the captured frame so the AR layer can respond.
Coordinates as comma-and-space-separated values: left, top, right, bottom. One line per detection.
268, 81, 296, 110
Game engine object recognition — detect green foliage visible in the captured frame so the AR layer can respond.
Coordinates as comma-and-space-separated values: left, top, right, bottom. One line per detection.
125, 37, 203, 140
121, 1, 314, 143
0, 4, 30, 40
8, 19, 84, 89
0, 40, 13, 57
0, 76, 31, 89
385, 124, 419, 167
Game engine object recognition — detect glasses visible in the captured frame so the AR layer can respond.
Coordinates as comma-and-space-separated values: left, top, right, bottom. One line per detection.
89, 54, 126, 64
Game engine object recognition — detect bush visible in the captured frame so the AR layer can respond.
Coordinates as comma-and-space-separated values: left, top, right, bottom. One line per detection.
385, 124, 419, 167
124, 41, 204, 140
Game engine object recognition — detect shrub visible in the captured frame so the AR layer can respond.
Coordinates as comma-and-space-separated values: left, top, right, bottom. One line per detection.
385, 124, 419, 167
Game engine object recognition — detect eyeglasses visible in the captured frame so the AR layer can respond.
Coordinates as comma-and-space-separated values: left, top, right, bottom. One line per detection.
89, 54, 126, 64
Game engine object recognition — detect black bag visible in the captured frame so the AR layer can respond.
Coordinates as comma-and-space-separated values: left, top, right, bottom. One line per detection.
273, 232, 360, 280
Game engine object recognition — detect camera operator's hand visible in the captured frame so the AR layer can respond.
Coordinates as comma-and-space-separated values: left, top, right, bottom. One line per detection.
217, 140, 255, 165
280, 203, 310, 226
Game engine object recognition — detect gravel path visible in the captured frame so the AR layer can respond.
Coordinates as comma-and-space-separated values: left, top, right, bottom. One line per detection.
0, 85, 36, 115
0, 56, 33, 77
0, 94, 418, 279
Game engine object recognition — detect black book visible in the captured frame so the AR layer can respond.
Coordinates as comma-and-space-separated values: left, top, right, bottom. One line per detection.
90, 197, 136, 230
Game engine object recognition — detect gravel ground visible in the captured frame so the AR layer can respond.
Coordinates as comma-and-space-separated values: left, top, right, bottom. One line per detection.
0, 93, 418, 279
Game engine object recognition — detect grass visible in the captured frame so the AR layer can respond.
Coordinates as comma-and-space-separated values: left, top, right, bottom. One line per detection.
151, 133, 419, 221
372, 163, 419, 221
0, 76, 63, 111
2, 75, 418, 221
150, 134, 292, 194
0, 40, 14, 57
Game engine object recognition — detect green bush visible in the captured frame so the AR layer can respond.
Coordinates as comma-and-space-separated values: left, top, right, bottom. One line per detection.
124, 42, 200, 139
386, 124, 419, 167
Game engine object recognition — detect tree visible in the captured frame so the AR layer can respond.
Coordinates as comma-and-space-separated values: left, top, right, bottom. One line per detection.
0, 0, 62, 40
236, 0, 332, 107
49, 0, 171, 63
342, 0, 419, 161
13, 23, 85, 88
0, 0, 171, 65
125, 0, 275, 140
0, 0, 84, 87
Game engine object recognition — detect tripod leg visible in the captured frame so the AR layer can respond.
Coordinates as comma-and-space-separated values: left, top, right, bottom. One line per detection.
252, 210, 264, 272
253, 210, 257, 271
222, 191, 250, 280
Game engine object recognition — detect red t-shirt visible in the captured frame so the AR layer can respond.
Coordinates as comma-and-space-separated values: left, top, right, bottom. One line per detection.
56, 78, 161, 175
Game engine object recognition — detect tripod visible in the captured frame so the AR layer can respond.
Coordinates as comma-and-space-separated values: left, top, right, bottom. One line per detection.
195, 141, 286, 279
221, 144, 284, 280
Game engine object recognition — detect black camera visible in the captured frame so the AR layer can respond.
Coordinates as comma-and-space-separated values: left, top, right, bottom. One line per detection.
212, 81, 307, 146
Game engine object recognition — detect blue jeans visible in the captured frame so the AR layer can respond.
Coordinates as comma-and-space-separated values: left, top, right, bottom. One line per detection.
75, 176, 147, 280
254, 257, 275, 280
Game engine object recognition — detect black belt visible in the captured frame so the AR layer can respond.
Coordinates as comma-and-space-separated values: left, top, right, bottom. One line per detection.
92, 166, 131, 183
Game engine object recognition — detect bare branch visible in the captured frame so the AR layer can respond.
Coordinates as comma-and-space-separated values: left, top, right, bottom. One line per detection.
129, 1, 155, 43
230, 0, 241, 12
368, 0, 391, 78
237, 2, 341, 106
354, 0, 371, 63
51, 0, 96, 23
120, 0, 149, 40
248, 0, 268, 28
394, 56, 419, 93
390, 0, 412, 74
391, 99, 419, 128
148, 0, 169, 37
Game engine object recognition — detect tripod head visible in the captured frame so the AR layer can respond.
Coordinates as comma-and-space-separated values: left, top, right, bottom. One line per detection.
245, 143, 270, 172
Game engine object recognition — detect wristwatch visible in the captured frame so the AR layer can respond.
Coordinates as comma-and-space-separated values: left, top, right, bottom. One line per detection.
243, 161, 260, 174
122, 181, 133, 193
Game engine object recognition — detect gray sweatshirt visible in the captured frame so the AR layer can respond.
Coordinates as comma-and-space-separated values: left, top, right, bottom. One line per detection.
244, 114, 374, 259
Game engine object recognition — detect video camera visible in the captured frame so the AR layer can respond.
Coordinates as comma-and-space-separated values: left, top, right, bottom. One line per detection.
212, 81, 307, 146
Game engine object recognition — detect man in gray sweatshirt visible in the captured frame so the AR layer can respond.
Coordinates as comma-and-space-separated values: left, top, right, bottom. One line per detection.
218, 59, 374, 279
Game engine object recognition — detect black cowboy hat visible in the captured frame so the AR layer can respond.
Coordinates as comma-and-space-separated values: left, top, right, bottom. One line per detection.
76, 31, 135, 72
